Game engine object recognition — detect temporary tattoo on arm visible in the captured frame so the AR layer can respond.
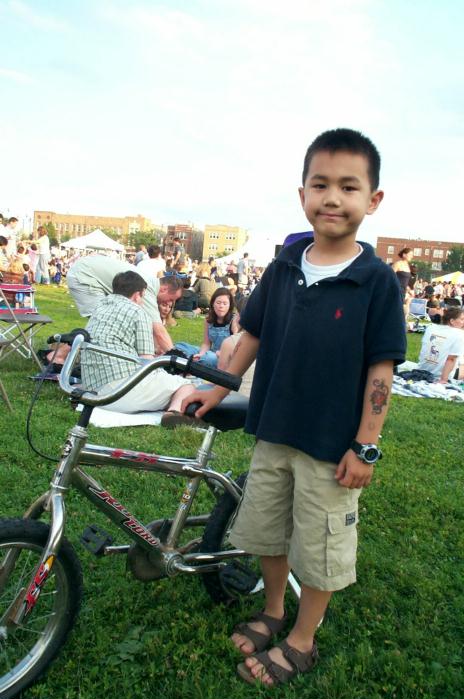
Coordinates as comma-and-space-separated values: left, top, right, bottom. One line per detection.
231, 337, 242, 359
370, 378, 389, 415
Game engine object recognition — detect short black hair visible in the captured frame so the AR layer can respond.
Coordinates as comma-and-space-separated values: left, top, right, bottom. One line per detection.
302, 128, 381, 191
8, 217, 18, 224
112, 270, 147, 298
0, 236, 7, 246
443, 307, 464, 324
148, 245, 161, 258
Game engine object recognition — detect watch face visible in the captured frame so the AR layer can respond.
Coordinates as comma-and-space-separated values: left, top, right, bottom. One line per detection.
363, 447, 378, 463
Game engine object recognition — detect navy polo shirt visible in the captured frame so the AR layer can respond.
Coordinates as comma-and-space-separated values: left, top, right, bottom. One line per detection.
239, 239, 406, 464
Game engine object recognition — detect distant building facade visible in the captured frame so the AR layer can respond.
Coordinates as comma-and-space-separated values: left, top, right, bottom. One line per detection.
376, 236, 464, 272
202, 224, 247, 261
33, 211, 154, 241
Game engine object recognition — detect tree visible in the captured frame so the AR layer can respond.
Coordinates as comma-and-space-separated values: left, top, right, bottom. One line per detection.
45, 222, 58, 247
413, 260, 433, 282
441, 246, 464, 273
127, 229, 163, 250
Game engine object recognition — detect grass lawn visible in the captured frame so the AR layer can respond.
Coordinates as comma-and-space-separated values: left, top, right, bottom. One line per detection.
0, 284, 463, 699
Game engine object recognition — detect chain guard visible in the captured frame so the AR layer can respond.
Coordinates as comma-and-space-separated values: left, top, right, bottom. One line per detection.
126, 520, 170, 581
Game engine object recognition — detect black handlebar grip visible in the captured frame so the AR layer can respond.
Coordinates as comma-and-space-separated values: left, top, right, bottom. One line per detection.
185, 358, 242, 392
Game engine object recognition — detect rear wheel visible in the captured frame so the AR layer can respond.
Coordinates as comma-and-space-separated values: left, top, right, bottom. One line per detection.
0, 519, 83, 699
201, 473, 264, 604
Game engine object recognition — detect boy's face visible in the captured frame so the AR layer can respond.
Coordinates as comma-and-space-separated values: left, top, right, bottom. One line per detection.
298, 150, 383, 241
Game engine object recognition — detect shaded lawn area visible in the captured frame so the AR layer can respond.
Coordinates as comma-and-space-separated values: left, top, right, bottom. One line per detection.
0, 285, 462, 699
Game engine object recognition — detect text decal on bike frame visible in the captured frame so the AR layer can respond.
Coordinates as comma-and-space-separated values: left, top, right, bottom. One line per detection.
88, 487, 161, 547
110, 448, 159, 464
24, 555, 55, 617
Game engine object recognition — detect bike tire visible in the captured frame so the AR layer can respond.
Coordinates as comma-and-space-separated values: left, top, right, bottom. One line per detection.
0, 518, 83, 699
201, 473, 263, 604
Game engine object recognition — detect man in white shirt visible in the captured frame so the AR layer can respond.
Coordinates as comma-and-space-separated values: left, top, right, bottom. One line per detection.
418, 307, 464, 382
136, 245, 166, 280
4, 217, 19, 257
66, 254, 182, 354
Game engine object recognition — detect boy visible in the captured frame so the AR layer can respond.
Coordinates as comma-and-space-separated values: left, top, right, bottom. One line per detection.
182, 128, 406, 686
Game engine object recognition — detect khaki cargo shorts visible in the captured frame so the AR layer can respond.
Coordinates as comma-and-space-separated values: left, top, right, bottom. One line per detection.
229, 440, 362, 591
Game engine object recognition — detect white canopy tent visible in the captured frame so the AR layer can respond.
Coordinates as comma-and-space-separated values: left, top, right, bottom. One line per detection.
213, 233, 282, 268
431, 271, 464, 284
61, 229, 124, 252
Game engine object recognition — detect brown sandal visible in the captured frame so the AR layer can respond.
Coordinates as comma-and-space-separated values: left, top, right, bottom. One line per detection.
232, 610, 287, 655
237, 638, 318, 685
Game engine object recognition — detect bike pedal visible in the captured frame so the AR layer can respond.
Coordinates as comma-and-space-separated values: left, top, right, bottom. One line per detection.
219, 562, 260, 594
81, 524, 113, 556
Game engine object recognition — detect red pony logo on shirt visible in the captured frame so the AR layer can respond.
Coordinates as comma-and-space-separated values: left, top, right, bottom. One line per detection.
334, 308, 343, 320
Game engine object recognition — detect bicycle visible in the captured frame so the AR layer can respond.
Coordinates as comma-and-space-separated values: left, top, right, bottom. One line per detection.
0, 333, 301, 699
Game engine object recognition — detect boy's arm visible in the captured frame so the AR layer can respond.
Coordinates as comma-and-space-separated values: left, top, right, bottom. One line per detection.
181, 331, 259, 417
335, 359, 394, 489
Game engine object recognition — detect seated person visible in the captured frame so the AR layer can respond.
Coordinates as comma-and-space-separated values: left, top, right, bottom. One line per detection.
192, 263, 217, 309
175, 287, 239, 368
418, 307, 464, 383
80, 271, 198, 416
158, 299, 177, 327
217, 297, 254, 397
174, 278, 201, 318
426, 294, 443, 322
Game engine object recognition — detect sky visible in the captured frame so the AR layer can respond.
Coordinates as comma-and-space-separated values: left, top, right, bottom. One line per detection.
1, 0, 463, 247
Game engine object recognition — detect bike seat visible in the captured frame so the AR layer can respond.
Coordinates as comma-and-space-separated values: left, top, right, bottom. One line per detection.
185, 394, 248, 432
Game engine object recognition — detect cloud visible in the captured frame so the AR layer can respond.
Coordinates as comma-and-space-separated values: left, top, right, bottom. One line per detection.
0, 66, 33, 83
8, 0, 69, 31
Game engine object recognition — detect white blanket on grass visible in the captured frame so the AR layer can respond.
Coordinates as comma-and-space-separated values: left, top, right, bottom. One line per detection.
77, 405, 163, 427
393, 361, 464, 402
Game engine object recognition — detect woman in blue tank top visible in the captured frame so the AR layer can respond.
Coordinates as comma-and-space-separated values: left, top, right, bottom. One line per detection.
176, 287, 239, 367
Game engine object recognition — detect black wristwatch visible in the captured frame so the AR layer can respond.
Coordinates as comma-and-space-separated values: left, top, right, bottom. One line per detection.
350, 440, 383, 465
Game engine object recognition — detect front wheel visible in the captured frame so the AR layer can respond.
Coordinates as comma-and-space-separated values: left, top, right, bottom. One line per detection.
0, 518, 83, 699
201, 473, 264, 604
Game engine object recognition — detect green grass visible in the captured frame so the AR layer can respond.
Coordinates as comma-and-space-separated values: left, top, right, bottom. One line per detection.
0, 285, 463, 699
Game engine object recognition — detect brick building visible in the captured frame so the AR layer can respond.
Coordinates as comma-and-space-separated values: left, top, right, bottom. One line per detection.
376, 236, 464, 273
163, 224, 203, 261
33, 211, 154, 241
202, 223, 247, 261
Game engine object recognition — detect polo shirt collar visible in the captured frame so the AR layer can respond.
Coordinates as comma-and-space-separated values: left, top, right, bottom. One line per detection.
276, 238, 380, 286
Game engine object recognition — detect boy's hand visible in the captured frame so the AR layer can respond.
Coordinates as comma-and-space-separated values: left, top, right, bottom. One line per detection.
335, 449, 374, 489
181, 385, 228, 418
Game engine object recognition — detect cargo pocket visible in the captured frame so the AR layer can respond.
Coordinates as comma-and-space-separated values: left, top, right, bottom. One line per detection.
326, 508, 359, 577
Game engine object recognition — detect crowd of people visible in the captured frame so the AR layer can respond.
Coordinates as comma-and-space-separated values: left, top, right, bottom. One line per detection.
391, 246, 464, 322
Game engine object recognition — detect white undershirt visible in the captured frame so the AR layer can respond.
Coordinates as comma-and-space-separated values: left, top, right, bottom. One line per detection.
301, 243, 363, 287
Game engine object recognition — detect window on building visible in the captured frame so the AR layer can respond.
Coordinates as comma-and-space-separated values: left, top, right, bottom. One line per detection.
178, 232, 187, 240
413, 248, 422, 256
432, 249, 444, 258
225, 245, 234, 252
387, 245, 394, 254
209, 244, 218, 251
225, 234, 236, 241
386, 257, 393, 264
209, 232, 220, 240
431, 262, 442, 270
425, 248, 430, 255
